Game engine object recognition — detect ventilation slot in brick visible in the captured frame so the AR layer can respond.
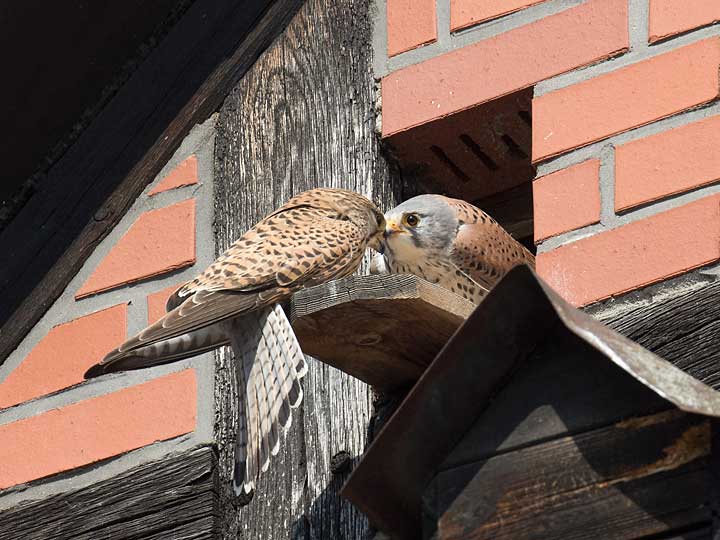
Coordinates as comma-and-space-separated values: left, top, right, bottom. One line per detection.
501, 134, 528, 159
459, 134, 499, 171
430, 145, 471, 183
384, 89, 535, 249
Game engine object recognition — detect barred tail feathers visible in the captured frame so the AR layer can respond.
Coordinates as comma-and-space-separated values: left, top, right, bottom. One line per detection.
85, 324, 228, 378
227, 305, 306, 495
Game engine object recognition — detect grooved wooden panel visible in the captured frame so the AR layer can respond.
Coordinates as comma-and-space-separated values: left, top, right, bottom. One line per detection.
591, 274, 720, 391
433, 411, 709, 540
212, 0, 410, 537
0, 447, 217, 540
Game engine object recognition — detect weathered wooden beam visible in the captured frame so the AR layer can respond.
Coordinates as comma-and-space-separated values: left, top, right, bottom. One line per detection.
590, 273, 720, 389
711, 419, 720, 540
342, 267, 557, 540
0, 0, 303, 364
211, 0, 411, 537
0, 446, 217, 540
439, 325, 672, 471
289, 274, 474, 391
431, 410, 710, 540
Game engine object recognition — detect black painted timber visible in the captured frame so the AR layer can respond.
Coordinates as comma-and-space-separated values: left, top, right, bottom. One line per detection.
0, 447, 218, 540
0, 0, 303, 364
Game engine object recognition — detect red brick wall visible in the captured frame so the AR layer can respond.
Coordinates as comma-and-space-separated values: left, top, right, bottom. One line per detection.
0, 370, 196, 490
0, 153, 203, 491
378, 0, 720, 306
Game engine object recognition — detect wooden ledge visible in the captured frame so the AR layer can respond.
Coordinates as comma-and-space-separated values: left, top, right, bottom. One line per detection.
289, 274, 475, 391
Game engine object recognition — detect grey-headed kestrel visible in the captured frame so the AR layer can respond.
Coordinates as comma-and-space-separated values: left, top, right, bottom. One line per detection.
84, 188, 385, 495
373, 194, 534, 304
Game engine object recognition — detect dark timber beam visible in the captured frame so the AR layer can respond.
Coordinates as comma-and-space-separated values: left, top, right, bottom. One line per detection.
0, 446, 218, 540
589, 272, 720, 390
0, 0, 304, 364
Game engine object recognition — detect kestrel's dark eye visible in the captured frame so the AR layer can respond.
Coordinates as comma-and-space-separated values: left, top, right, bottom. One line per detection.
403, 213, 420, 227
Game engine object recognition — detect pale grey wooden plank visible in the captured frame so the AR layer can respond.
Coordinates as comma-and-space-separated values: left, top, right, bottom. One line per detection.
212, 0, 410, 537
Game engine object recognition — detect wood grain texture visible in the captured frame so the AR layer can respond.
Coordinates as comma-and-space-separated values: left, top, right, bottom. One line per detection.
212, 0, 409, 537
423, 271, 720, 540
290, 274, 473, 390
590, 274, 720, 389
440, 325, 671, 470
0, 0, 303, 364
430, 411, 710, 540
0, 446, 217, 540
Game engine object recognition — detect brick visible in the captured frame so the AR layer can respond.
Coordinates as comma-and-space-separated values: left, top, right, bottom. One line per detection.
0, 305, 127, 410
451, 0, 549, 31
533, 160, 601, 241
147, 283, 182, 324
387, 0, 437, 57
616, 115, 720, 211
649, 0, 720, 43
387, 90, 534, 201
537, 195, 720, 306
0, 369, 196, 489
76, 199, 196, 298
148, 155, 198, 196
533, 38, 720, 161
381, 0, 627, 137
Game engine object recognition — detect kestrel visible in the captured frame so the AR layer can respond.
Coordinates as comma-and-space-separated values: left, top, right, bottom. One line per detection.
373, 194, 534, 304
85, 188, 385, 495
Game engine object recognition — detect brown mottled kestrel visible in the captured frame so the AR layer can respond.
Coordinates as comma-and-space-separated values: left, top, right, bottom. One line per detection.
373, 194, 534, 304
84, 188, 385, 495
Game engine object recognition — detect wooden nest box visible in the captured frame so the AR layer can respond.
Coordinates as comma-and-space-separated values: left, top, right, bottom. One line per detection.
290, 267, 720, 540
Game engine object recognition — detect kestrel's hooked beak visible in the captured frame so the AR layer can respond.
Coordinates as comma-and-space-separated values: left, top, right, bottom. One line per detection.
384, 218, 407, 238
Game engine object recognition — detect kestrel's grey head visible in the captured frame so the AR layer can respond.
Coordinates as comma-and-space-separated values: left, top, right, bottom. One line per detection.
383, 194, 459, 262
379, 194, 535, 304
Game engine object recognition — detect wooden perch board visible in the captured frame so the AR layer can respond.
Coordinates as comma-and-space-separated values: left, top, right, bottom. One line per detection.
289, 274, 475, 391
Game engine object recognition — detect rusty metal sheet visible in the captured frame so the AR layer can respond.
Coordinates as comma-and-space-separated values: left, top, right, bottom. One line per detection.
341, 265, 720, 540
539, 279, 720, 418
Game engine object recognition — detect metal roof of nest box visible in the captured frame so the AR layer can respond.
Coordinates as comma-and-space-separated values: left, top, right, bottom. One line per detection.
309, 266, 720, 540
